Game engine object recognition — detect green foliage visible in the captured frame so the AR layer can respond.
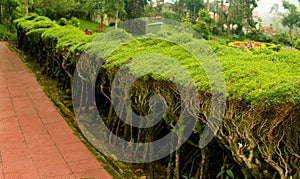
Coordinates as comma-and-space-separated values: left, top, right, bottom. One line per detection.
227, 170, 234, 178
13, 13, 38, 24
41, 25, 78, 40
167, 33, 193, 44
77, 18, 101, 34
0, 24, 10, 40
266, 43, 281, 52
174, 0, 205, 21
215, 0, 259, 36
70, 17, 80, 27
220, 49, 300, 105
15, 14, 95, 54
14, 15, 51, 31
0, 0, 22, 30
58, 17, 68, 26
295, 39, 300, 50
208, 41, 240, 56
217, 165, 235, 179
271, 32, 292, 46
250, 48, 273, 55
246, 30, 272, 43
14, 13, 300, 179
192, 10, 214, 40
124, 0, 148, 19
181, 12, 191, 27
34, 7, 57, 20
26, 28, 49, 43
104, 0, 126, 26
282, 0, 300, 30
56, 31, 95, 53
33, 0, 81, 20
162, 12, 181, 21
102, 37, 300, 106
87, 28, 133, 58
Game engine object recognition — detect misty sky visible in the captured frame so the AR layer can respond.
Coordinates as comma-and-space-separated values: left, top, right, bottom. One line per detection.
255, 0, 299, 26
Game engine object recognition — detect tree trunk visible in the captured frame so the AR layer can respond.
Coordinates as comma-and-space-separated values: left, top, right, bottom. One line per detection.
25, 5, 29, 16
115, 2, 119, 30
199, 150, 206, 179
0, 4, 3, 24
207, 0, 210, 12
175, 149, 180, 179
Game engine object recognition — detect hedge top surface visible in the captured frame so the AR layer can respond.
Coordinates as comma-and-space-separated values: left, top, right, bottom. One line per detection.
15, 15, 300, 106
103, 36, 300, 106
14, 14, 53, 31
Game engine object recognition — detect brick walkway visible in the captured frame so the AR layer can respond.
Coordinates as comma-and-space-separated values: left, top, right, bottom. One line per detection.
0, 42, 112, 178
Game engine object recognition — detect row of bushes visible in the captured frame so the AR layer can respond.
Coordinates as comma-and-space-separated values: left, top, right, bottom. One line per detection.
0, 24, 10, 40
14, 14, 95, 91
14, 14, 300, 178
246, 29, 299, 48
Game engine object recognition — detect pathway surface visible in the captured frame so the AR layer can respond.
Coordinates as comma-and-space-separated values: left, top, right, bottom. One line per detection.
0, 42, 112, 179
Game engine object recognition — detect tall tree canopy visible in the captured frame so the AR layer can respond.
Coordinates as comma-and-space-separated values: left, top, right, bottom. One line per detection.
0, 0, 22, 29
281, 0, 300, 33
215, 0, 259, 36
124, 0, 149, 19
104, 0, 126, 28
174, 0, 204, 21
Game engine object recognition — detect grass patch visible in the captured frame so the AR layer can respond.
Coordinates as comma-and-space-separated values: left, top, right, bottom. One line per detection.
78, 19, 101, 33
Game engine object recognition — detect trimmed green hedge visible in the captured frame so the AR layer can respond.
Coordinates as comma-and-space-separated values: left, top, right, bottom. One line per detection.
14, 14, 96, 89
14, 14, 300, 178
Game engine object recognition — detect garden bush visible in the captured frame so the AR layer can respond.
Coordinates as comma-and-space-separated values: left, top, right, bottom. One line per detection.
0, 24, 10, 40
14, 14, 300, 179
70, 17, 80, 27
295, 39, 300, 50
58, 17, 68, 26
91, 35, 300, 178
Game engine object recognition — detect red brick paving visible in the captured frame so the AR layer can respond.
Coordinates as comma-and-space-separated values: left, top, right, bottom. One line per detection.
0, 42, 113, 178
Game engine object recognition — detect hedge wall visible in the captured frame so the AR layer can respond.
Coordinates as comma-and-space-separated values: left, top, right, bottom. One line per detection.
14, 14, 300, 179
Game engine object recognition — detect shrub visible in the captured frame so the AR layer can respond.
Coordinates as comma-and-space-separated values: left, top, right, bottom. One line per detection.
0, 24, 10, 40
247, 30, 272, 43
267, 43, 281, 52
295, 39, 300, 50
58, 17, 68, 26
208, 41, 241, 56
35, 7, 57, 20
229, 34, 241, 41
162, 12, 180, 21
167, 33, 193, 44
192, 10, 214, 40
192, 21, 211, 40
70, 17, 80, 27
213, 27, 223, 35
271, 32, 292, 46
250, 47, 273, 55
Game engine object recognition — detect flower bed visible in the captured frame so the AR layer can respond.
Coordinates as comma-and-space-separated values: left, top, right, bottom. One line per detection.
228, 41, 267, 48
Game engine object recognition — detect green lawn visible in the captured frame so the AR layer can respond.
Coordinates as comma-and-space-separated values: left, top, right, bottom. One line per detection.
78, 19, 102, 33
66, 18, 108, 34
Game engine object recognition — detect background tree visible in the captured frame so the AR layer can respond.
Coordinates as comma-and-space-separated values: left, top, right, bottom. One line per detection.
214, 0, 259, 36
104, 0, 126, 28
192, 9, 214, 39
124, 0, 148, 19
227, 0, 258, 36
281, 0, 300, 37
181, 11, 191, 26
0, 0, 22, 30
186, 0, 204, 22
269, 3, 282, 30
174, 0, 204, 22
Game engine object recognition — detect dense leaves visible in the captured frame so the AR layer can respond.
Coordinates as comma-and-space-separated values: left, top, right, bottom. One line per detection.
14, 14, 300, 179
282, 0, 300, 30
